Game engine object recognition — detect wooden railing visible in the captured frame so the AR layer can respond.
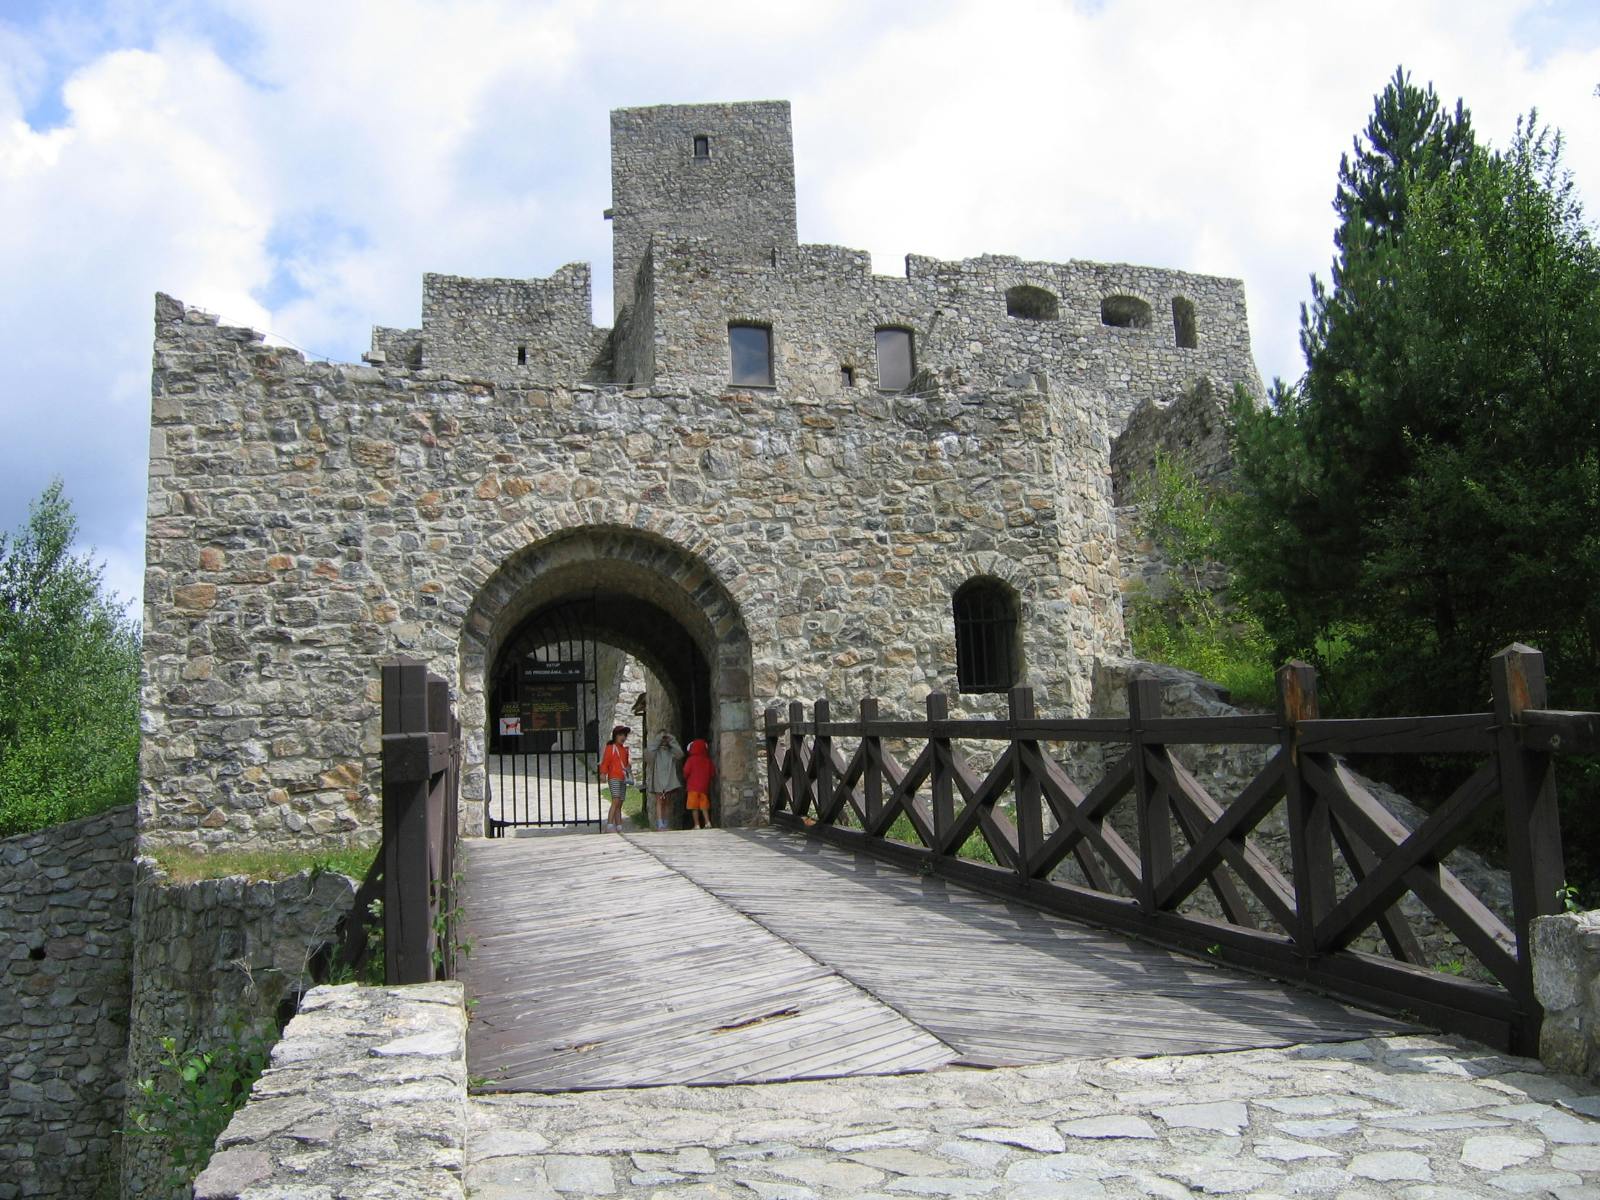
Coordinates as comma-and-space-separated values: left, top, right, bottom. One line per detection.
765, 644, 1596, 1054
340, 659, 462, 984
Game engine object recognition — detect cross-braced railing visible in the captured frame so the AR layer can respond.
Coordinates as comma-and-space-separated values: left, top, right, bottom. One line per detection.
765, 644, 1596, 1054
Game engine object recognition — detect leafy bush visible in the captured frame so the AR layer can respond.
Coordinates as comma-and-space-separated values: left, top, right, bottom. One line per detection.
1124, 450, 1277, 710
125, 1023, 275, 1190
0, 482, 139, 836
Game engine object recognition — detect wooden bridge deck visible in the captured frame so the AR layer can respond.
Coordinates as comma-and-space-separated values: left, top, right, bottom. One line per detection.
459, 829, 1413, 1092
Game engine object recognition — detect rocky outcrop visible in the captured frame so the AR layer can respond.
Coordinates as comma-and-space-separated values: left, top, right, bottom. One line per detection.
1533, 910, 1600, 1082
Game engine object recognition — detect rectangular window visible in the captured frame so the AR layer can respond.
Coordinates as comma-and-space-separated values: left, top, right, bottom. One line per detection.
516, 344, 527, 366
729, 324, 773, 387
876, 327, 915, 392
841, 365, 856, 388
693, 135, 710, 160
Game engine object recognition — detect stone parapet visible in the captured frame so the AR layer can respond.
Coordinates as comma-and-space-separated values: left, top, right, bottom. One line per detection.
193, 982, 468, 1200
0, 805, 136, 1200
1533, 909, 1600, 1082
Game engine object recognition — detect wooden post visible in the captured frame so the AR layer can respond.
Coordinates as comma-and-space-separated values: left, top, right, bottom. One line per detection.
1278, 661, 1328, 956
1011, 686, 1041, 883
1127, 677, 1166, 911
765, 706, 784, 819
1491, 643, 1565, 1053
861, 698, 882, 833
383, 659, 433, 985
788, 700, 809, 820
928, 693, 953, 851
814, 698, 834, 825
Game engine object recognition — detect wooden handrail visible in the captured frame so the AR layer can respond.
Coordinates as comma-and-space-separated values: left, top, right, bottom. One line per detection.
766, 643, 1585, 1055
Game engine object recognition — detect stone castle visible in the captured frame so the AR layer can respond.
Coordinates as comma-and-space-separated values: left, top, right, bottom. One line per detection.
140, 99, 1261, 847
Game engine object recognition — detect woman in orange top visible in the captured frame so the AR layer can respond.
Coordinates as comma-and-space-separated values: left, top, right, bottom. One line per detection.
597, 724, 631, 832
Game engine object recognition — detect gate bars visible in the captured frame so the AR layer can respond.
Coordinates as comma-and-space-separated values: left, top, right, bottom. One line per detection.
765, 644, 1597, 1054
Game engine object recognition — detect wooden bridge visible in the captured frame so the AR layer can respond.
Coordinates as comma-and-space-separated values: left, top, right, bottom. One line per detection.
359, 644, 1600, 1093
458, 828, 1411, 1091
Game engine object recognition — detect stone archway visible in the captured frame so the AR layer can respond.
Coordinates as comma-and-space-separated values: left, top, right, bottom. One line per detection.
457, 525, 758, 832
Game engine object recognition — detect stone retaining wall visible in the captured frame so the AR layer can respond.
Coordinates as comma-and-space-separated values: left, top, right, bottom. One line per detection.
1533, 909, 1600, 1082
192, 982, 468, 1200
0, 805, 136, 1200
121, 866, 359, 1198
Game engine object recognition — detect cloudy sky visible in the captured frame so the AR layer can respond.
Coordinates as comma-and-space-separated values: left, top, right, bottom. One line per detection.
4, 0, 1599, 615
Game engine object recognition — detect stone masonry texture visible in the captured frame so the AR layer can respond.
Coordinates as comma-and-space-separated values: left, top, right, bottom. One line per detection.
1534, 910, 1600, 1084
145, 100, 1262, 851
120, 865, 358, 1198
192, 982, 468, 1200
466, 1033, 1600, 1199
0, 804, 136, 1200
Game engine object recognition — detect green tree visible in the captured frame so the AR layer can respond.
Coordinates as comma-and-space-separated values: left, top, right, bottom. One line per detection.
0, 481, 141, 835
1227, 70, 1600, 716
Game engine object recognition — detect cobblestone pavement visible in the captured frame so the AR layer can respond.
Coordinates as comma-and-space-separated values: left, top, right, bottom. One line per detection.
467, 1035, 1600, 1199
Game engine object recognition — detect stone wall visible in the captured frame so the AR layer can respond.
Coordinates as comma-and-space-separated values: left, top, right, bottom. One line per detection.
635, 236, 1259, 433
609, 101, 799, 319
143, 294, 1122, 849
1109, 376, 1234, 507
418, 266, 604, 383
369, 325, 422, 369
121, 865, 359, 1198
1533, 909, 1600, 1083
192, 982, 467, 1200
0, 805, 136, 1200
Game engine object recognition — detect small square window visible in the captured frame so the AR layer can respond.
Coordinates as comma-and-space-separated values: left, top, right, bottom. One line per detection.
841, 365, 856, 388
729, 324, 773, 387
693, 135, 710, 160
875, 328, 915, 392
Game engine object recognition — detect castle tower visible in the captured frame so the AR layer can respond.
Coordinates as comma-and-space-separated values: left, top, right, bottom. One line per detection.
608, 101, 799, 317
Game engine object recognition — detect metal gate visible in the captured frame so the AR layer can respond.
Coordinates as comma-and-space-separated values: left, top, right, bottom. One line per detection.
486, 601, 602, 836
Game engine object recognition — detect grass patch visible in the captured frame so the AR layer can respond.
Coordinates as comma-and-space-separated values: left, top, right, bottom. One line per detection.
1127, 594, 1278, 710
151, 842, 379, 884
882, 813, 1000, 865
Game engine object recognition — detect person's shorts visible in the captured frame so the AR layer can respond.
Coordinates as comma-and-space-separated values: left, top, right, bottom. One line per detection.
607, 778, 626, 801
686, 790, 709, 810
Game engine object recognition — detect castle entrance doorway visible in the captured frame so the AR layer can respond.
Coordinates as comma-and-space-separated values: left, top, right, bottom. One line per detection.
485, 593, 713, 836
460, 525, 757, 831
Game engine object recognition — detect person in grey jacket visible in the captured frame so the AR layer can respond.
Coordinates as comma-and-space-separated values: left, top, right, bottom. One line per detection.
644, 730, 684, 830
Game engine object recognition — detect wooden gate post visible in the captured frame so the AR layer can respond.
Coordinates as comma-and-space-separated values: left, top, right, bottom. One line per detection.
787, 701, 809, 820
383, 658, 433, 985
1278, 661, 1329, 956
814, 699, 834, 823
1491, 643, 1565, 1052
1010, 686, 1042, 880
1127, 677, 1166, 912
765, 706, 784, 819
928, 692, 954, 850
860, 698, 882, 832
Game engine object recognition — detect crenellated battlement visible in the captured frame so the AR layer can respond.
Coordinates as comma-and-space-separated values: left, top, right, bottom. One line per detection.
372, 100, 1259, 432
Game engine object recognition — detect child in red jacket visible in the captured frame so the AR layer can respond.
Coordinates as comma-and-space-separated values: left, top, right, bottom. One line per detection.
681, 738, 716, 829
597, 725, 631, 832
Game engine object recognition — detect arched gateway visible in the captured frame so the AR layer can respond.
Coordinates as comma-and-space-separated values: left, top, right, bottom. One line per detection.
459, 526, 757, 830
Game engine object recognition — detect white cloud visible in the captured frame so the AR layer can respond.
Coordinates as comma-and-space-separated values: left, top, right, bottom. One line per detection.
2, 0, 1599, 616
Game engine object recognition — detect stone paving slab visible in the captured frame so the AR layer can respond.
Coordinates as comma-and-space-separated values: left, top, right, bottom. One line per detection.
466, 1034, 1600, 1199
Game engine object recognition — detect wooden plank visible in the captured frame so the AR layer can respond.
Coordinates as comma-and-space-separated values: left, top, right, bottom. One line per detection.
646, 829, 1413, 1067
457, 833, 956, 1092
1294, 713, 1496, 755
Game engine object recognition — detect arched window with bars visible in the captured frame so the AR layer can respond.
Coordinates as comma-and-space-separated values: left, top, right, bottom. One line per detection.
953, 577, 1020, 694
